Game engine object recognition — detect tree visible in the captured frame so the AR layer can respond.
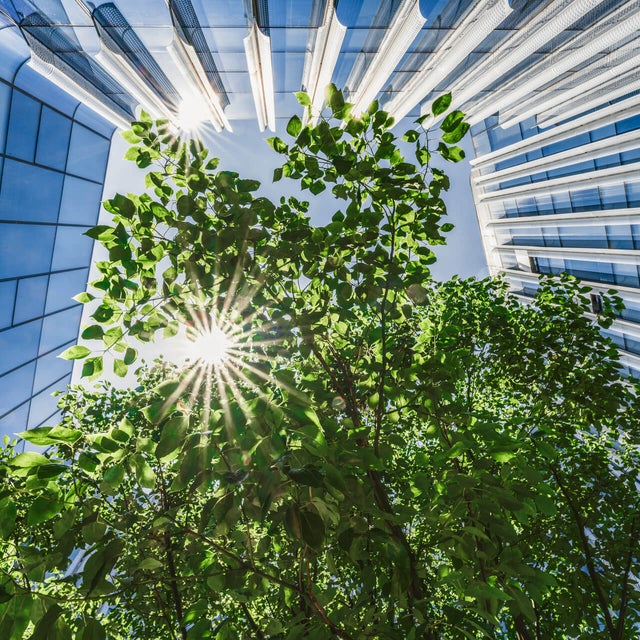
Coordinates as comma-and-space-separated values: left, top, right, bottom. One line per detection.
0, 87, 638, 639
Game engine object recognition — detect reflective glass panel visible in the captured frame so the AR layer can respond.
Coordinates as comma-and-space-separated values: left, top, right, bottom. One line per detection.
0, 223, 56, 279
38, 306, 82, 356
50, 227, 93, 271
66, 123, 111, 182
33, 351, 73, 394
5, 90, 41, 162
0, 280, 16, 329
13, 275, 48, 324
59, 177, 103, 225
0, 81, 11, 153
28, 379, 69, 429
0, 362, 35, 417
45, 269, 88, 314
0, 403, 30, 439
606, 225, 633, 250
35, 107, 72, 171
0, 319, 42, 375
0, 160, 64, 223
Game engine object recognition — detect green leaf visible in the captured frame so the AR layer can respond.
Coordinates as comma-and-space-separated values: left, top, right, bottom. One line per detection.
18, 426, 82, 446
0, 594, 33, 640
121, 129, 142, 144
30, 603, 64, 640
102, 463, 125, 492
431, 93, 452, 116
0, 499, 17, 538
81, 325, 104, 340
137, 558, 164, 571
59, 345, 91, 360
73, 292, 94, 304
155, 415, 189, 461
285, 465, 324, 488
286, 115, 302, 137
442, 122, 470, 144
266, 137, 288, 154
133, 454, 156, 489
113, 359, 128, 378
440, 109, 465, 133
80, 619, 106, 640
294, 91, 311, 107
84, 226, 115, 241
10, 452, 49, 468
300, 510, 325, 549
27, 495, 64, 525
325, 83, 345, 113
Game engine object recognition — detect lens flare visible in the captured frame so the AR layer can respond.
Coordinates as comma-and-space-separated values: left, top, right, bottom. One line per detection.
185, 323, 234, 366
176, 97, 210, 133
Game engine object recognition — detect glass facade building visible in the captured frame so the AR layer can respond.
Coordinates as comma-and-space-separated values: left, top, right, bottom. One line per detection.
1, 0, 640, 434
0, 23, 114, 435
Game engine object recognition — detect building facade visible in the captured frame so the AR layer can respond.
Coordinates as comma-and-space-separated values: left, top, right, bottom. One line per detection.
1, 0, 640, 434
0, 21, 114, 435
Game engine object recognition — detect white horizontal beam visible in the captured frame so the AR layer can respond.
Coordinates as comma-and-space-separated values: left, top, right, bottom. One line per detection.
538, 68, 640, 129
476, 128, 640, 188
27, 54, 130, 129
487, 208, 640, 228
471, 91, 640, 169
498, 37, 640, 129
476, 163, 640, 202
466, 0, 640, 126
496, 244, 640, 266
503, 268, 640, 301
420, 0, 610, 128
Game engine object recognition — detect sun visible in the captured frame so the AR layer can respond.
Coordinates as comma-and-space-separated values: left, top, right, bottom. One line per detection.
184, 322, 235, 366
176, 97, 210, 133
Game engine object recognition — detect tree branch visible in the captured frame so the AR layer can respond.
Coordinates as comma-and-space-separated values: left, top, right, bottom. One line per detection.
548, 464, 616, 638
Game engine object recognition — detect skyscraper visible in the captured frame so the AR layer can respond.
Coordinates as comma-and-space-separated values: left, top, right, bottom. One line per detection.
1, 0, 639, 435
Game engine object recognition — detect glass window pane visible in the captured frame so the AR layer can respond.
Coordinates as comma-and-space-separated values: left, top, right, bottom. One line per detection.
0, 223, 56, 279
73, 104, 115, 139
35, 107, 72, 171
33, 352, 73, 394
0, 280, 17, 329
13, 275, 48, 324
488, 122, 523, 152
0, 403, 30, 439
600, 183, 627, 209
5, 90, 41, 162
0, 160, 64, 223
0, 320, 42, 375
606, 225, 633, 250
625, 182, 640, 208
616, 114, 640, 134
66, 123, 111, 182
613, 262, 640, 288
0, 81, 12, 153
59, 177, 103, 225
45, 268, 88, 314
551, 192, 572, 214
14, 65, 78, 116
620, 148, 640, 165
51, 227, 93, 271
0, 362, 35, 417
570, 187, 601, 212
28, 379, 68, 429
38, 306, 82, 356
